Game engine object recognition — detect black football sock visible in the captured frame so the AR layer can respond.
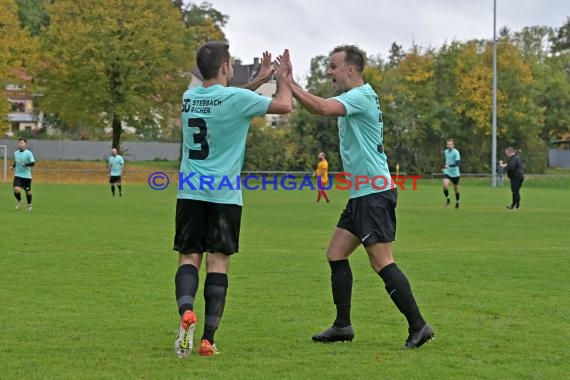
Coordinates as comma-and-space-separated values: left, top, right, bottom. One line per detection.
330, 259, 352, 328
378, 263, 425, 332
111, 185, 115, 195
26, 193, 32, 205
455, 192, 460, 202
175, 264, 199, 316
514, 193, 521, 208
443, 189, 449, 199
14, 192, 21, 201
202, 272, 228, 344
118, 185, 122, 195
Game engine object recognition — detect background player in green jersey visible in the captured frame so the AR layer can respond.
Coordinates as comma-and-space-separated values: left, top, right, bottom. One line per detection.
108, 148, 124, 197
12, 138, 35, 211
173, 42, 292, 358
442, 138, 461, 208
290, 45, 433, 349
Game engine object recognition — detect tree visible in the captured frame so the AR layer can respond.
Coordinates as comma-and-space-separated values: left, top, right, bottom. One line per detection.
0, 0, 38, 134
14, 0, 49, 36
535, 19, 570, 148
173, 0, 225, 32
243, 118, 287, 171
535, 54, 570, 143
512, 25, 554, 62
444, 38, 545, 172
387, 42, 404, 68
374, 38, 547, 174
551, 16, 570, 53
174, 0, 227, 45
378, 45, 440, 173
513, 23, 570, 145
37, 0, 201, 150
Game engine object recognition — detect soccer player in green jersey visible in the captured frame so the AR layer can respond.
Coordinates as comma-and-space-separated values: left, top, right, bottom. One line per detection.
290, 45, 433, 349
108, 148, 124, 196
12, 138, 35, 211
173, 42, 293, 357
443, 138, 461, 209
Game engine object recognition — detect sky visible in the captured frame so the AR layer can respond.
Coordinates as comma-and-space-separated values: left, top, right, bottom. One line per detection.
201, 0, 568, 82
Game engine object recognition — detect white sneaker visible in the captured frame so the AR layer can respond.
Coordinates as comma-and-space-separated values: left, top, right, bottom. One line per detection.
16, 201, 22, 210
174, 310, 197, 358
27, 205, 32, 211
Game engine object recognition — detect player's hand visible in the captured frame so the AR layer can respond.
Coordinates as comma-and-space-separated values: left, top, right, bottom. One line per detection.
256, 51, 275, 82
273, 53, 294, 81
272, 54, 282, 71
275, 49, 291, 78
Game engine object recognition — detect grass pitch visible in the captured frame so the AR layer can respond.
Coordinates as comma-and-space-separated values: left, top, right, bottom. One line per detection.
1, 177, 569, 379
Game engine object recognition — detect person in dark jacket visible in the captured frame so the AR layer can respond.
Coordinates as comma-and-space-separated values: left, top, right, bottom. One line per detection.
500, 147, 524, 209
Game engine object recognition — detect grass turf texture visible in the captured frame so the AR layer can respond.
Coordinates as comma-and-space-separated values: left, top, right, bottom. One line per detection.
1, 178, 569, 379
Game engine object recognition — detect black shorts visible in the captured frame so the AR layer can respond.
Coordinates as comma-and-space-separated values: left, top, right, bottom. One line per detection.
173, 199, 242, 255
443, 174, 460, 185
13, 176, 32, 190
109, 175, 122, 184
337, 189, 397, 246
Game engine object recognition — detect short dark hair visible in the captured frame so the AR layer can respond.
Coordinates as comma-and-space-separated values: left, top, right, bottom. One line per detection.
18, 138, 27, 143
331, 45, 366, 72
196, 41, 230, 80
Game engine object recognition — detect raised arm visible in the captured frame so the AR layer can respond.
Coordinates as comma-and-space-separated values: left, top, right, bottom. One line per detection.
241, 51, 275, 92
267, 49, 293, 115
291, 82, 345, 116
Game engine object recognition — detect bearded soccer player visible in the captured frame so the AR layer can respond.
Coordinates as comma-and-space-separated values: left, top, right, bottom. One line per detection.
290, 45, 434, 349
172, 42, 292, 358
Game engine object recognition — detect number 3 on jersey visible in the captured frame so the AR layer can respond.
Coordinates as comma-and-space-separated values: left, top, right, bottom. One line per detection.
188, 118, 209, 160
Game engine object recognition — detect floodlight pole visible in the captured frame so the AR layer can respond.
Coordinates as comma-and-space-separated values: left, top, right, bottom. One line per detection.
491, 0, 498, 187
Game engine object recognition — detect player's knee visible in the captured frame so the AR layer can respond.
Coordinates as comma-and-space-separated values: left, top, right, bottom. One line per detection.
205, 252, 230, 272
179, 252, 202, 267
368, 256, 393, 273
326, 250, 349, 262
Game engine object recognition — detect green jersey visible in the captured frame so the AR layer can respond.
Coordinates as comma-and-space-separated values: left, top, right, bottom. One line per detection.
444, 148, 461, 177
14, 149, 35, 179
108, 155, 124, 176
333, 83, 392, 198
178, 84, 271, 205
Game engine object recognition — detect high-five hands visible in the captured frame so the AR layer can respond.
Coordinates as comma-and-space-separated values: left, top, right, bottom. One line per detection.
274, 50, 294, 86
257, 51, 275, 82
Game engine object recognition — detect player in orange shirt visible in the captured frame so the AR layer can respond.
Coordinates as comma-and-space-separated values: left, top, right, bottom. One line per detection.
314, 151, 330, 203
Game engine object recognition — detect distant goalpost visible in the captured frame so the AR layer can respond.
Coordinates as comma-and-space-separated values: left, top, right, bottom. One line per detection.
0, 145, 7, 183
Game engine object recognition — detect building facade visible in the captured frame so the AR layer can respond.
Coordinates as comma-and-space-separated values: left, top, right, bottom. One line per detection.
4, 84, 43, 137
